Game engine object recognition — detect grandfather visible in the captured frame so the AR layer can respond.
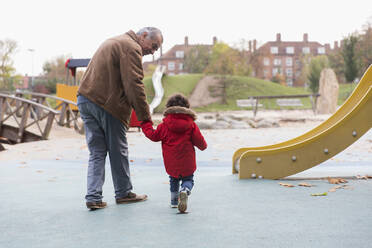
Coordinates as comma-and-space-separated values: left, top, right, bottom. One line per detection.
77, 27, 163, 210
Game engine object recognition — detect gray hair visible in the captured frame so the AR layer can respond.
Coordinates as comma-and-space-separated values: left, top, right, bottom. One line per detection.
137, 27, 163, 41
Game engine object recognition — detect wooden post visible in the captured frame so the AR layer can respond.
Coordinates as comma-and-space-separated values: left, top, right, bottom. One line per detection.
254, 98, 259, 117
42, 112, 55, 139
59, 103, 67, 126
0, 97, 5, 125
18, 103, 31, 143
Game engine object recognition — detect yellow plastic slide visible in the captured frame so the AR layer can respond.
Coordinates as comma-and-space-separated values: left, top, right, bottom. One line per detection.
233, 65, 372, 179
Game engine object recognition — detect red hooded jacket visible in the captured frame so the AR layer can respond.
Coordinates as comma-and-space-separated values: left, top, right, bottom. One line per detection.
141, 106, 207, 178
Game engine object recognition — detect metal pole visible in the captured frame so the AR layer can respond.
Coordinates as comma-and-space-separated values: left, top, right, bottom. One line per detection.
27, 49, 35, 89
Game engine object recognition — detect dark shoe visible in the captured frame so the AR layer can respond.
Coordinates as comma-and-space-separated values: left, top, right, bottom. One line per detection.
116, 192, 148, 204
86, 201, 107, 210
178, 191, 188, 213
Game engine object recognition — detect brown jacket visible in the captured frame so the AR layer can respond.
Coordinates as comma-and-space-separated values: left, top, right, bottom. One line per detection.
78, 30, 151, 127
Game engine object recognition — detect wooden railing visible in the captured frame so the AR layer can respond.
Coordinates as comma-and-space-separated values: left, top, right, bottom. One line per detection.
14, 92, 84, 134
237, 93, 320, 117
0, 93, 60, 143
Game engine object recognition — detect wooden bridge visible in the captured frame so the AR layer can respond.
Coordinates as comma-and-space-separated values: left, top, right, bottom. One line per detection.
0, 92, 84, 150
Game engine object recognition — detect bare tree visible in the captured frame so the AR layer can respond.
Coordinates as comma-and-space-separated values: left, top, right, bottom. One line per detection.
0, 39, 18, 89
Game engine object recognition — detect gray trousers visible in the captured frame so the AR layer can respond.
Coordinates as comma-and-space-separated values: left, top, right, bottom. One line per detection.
78, 99, 132, 202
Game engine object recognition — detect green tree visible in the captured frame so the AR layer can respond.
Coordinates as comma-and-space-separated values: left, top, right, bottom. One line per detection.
342, 35, 360, 83
42, 54, 82, 93
0, 39, 18, 90
307, 55, 329, 93
204, 42, 251, 76
184, 45, 210, 73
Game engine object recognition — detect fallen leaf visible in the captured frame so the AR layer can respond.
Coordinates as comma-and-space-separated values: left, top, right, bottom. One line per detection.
329, 185, 352, 192
36, 170, 43, 173
298, 182, 313, 187
145, 159, 153, 163
56, 157, 61, 160
366, 175, 372, 179
327, 177, 348, 184
329, 185, 343, 192
130, 160, 134, 163
279, 182, 295, 187
20, 161, 27, 164
311, 192, 327, 196
356, 175, 368, 180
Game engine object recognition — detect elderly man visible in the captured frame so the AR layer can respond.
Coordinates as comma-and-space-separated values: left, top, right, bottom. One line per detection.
77, 27, 163, 210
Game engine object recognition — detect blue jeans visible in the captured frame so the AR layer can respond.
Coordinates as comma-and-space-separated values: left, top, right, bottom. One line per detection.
78, 96, 132, 202
169, 175, 194, 193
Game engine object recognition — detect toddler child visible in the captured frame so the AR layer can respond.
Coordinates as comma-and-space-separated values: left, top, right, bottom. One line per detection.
141, 94, 207, 212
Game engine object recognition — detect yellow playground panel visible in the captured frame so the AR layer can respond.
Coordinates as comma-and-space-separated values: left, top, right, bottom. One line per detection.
56, 59, 90, 111
233, 65, 372, 179
56, 83, 79, 111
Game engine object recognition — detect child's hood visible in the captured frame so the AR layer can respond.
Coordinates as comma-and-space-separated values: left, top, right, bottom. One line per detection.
163, 106, 197, 133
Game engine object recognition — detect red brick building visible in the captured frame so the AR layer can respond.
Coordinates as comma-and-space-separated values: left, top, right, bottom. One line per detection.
144, 36, 217, 75
256, 33, 335, 86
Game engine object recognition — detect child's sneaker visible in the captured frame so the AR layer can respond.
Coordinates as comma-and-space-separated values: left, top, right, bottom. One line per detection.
178, 190, 188, 213
170, 191, 178, 208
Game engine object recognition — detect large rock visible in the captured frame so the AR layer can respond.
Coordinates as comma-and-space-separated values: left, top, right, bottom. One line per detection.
316, 69, 339, 114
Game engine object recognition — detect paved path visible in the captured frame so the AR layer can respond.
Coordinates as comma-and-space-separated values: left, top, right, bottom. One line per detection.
1, 113, 372, 247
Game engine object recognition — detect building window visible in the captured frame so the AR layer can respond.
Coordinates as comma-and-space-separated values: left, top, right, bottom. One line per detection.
273, 58, 281, 66
168, 62, 175, 71
286, 68, 293, 77
179, 63, 183, 70
302, 47, 310, 54
263, 69, 268, 77
318, 47, 325, 54
286, 47, 294, 54
175, 51, 184, 58
270, 46, 278, 54
272, 68, 278, 76
286, 78, 293, 86
263, 57, 270, 66
286, 57, 293, 66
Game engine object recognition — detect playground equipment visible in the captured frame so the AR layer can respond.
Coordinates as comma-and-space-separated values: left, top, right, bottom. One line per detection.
233, 65, 372, 179
58, 58, 159, 128
149, 65, 166, 113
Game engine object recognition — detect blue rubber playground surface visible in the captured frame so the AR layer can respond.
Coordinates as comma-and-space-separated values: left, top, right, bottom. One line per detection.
1, 128, 372, 248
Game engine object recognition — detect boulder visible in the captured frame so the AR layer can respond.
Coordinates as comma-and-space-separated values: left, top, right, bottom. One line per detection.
211, 120, 230, 129
316, 69, 339, 114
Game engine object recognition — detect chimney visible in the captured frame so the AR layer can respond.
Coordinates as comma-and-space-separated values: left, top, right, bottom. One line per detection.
253, 39, 257, 51
334, 41, 339, 50
276, 33, 281, 42
248, 40, 252, 52
303, 33, 308, 42
184, 36, 189, 47
213, 36, 217, 45
325, 43, 331, 53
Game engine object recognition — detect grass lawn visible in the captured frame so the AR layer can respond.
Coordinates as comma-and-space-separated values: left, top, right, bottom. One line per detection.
144, 74, 203, 113
144, 74, 360, 113
194, 75, 313, 112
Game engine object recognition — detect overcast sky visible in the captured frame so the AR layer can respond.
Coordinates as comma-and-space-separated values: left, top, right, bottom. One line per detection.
1, 0, 371, 76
